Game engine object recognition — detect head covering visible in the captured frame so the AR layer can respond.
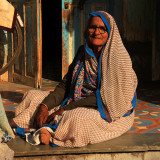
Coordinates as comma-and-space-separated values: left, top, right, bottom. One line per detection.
89, 11, 137, 121
89, 12, 111, 37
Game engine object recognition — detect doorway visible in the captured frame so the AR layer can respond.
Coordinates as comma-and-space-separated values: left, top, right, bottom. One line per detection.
42, 1, 62, 82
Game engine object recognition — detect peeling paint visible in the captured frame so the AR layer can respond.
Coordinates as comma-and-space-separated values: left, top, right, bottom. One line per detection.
62, 4, 70, 78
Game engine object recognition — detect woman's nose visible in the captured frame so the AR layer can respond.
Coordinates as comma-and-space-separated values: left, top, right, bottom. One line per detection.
94, 28, 100, 35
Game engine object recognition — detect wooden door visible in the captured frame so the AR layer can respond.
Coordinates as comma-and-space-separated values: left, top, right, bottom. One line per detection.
152, 0, 160, 81
8, 0, 42, 88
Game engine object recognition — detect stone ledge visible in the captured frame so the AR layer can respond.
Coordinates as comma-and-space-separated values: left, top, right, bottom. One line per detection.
13, 152, 160, 160
7, 133, 160, 157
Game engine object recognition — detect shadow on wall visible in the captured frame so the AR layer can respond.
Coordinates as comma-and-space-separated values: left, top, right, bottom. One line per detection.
42, 1, 62, 81
123, 40, 152, 83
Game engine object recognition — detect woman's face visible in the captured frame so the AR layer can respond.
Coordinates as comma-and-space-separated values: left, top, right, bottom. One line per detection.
88, 16, 109, 48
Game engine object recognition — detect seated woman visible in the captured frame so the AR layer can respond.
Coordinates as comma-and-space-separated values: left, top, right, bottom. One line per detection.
11, 11, 137, 147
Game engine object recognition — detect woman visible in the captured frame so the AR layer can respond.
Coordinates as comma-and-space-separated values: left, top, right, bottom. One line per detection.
11, 11, 137, 147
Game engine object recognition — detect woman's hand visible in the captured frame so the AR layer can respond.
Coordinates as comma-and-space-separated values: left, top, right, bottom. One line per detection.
34, 104, 49, 129
46, 108, 64, 124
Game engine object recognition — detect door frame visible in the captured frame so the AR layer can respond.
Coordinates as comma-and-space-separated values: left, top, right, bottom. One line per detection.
8, 0, 42, 88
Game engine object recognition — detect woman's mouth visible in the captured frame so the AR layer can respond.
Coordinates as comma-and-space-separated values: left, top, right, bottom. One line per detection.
90, 36, 103, 39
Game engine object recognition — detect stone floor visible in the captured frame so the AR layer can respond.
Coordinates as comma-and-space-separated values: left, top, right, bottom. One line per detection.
1, 80, 160, 159
0, 78, 59, 91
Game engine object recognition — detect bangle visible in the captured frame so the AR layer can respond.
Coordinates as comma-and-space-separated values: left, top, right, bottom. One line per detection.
40, 103, 48, 110
61, 107, 65, 112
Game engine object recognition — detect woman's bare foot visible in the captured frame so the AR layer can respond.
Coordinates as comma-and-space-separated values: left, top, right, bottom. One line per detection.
39, 128, 51, 145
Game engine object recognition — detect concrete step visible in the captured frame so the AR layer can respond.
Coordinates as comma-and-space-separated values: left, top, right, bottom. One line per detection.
7, 133, 160, 159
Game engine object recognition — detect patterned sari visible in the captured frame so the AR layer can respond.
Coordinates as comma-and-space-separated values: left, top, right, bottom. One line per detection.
61, 12, 137, 122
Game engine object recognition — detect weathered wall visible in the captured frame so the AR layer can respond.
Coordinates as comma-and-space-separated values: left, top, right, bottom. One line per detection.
121, 0, 154, 42
152, 0, 160, 81
121, 0, 155, 82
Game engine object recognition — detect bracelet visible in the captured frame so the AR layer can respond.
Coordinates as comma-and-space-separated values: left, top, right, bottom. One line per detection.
40, 103, 48, 110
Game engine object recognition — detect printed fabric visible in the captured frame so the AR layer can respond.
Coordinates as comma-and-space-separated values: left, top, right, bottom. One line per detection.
0, 94, 15, 142
65, 51, 97, 105
0, 94, 14, 159
62, 11, 137, 122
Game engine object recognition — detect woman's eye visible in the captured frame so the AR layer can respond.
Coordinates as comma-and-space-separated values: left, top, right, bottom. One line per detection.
89, 26, 96, 29
99, 27, 106, 31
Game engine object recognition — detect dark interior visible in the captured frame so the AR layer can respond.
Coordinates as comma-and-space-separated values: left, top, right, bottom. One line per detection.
42, 1, 62, 81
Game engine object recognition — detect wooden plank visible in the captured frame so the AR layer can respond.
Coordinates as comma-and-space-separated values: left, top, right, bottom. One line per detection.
121, 0, 154, 41
152, 0, 160, 81
36, 0, 42, 88
24, 2, 35, 77
12, 72, 35, 87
